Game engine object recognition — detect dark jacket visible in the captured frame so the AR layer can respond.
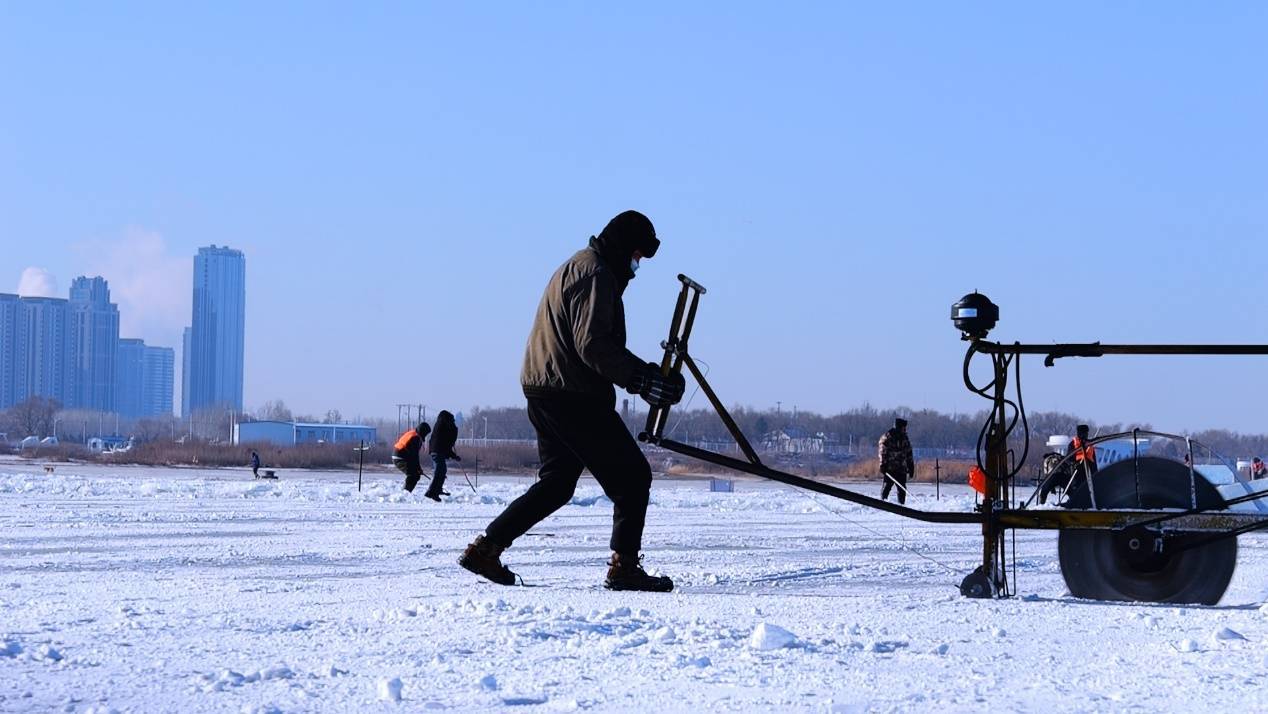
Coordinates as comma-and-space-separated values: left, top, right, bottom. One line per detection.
878, 428, 914, 475
520, 244, 647, 405
429, 411, 460, 459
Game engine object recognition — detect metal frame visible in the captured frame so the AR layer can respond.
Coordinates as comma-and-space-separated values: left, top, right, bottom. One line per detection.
638, 275, 1268, 598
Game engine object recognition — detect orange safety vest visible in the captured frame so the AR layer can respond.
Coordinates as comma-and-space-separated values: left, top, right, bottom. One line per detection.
394, 429, 419, 453
1071, 436, 1096, 463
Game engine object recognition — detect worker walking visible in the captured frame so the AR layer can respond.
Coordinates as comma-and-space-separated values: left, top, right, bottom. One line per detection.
879, 418, 914, 505
459, 210, 684, 591
426, 410, 461, 502
393, 422, 432, 493
250, 450, 261, 479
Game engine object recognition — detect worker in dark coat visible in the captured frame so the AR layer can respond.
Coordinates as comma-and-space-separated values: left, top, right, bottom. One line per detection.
250, 450, 261, 479
879, 418, 914, 505
460, 210, 685, 591
392, 422, 431, 493
426, 410, 461, 501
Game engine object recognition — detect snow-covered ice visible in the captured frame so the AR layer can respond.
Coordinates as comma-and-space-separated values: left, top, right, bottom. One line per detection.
2, 460, 1268, 711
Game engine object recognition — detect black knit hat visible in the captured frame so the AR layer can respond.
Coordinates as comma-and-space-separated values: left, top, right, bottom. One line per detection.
597, 210, 659, 259
895, 418, 908, 429
416, 421, 431, 437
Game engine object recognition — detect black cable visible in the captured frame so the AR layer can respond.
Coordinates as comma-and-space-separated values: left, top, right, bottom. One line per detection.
1008, 347, 1031, 481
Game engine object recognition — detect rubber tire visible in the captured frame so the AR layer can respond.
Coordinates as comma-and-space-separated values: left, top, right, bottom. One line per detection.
1058, 457, 1237, 605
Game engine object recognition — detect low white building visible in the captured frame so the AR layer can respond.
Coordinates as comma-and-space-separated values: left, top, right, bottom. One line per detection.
234, 420, 377, 447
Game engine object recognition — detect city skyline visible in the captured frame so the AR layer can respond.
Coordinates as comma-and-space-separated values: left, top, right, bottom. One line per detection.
2, 270, 181, 419
1, 244, 253, 420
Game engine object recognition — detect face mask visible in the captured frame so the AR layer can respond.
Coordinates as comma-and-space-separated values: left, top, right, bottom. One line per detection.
630, 257, 641, 274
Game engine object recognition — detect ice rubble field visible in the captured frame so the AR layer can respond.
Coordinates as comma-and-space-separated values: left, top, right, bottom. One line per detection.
3, 463, 1268, 713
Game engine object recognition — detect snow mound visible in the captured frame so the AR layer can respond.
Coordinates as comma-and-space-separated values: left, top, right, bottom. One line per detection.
749, 622, 797, 650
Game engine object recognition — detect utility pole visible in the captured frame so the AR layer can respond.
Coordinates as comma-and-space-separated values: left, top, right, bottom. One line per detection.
354, 440, 370, 492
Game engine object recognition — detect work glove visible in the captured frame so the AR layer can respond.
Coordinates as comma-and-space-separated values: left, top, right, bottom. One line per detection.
628, 362, 686, 407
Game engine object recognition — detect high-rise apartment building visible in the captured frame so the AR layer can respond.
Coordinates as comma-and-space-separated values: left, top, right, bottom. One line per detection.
188, 246, 246, 413
0, 294, 20, 408
181, 326, 191, 418
142, 344, 174, 417
66, 276, 120, 411
116, 338, 146, 418
15, 296, 70, 405
117, 338, 175, 418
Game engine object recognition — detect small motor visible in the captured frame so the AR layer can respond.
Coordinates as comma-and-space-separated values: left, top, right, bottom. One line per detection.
951, 292, 999, 340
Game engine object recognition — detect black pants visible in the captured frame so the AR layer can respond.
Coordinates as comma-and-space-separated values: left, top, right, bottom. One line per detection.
881, 470, 909, 505
393, 456, 423, 492
428, 453, 448, 495
485, 397, 652, 555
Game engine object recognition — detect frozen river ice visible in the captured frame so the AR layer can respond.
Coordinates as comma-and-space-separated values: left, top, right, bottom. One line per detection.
2, 459, 1268, 712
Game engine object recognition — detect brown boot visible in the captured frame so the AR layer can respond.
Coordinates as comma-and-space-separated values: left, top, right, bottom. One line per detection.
459, 535, 517, 586
604, 553, 673, 592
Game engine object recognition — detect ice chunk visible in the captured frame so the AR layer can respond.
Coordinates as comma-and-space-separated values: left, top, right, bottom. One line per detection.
378, 677, 403, 702
652, 626, 676, 644
1213, 627, 1246, 642
479, 674, 499, 691
1175, 639, 1200, 653
673, 653, 712, 668
615, 634, 648, 651
749, 622, 797, 651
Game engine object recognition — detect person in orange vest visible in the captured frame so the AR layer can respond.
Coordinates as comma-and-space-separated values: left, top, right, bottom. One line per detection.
1067, 424, 1098, 485
392, 421, 432, 493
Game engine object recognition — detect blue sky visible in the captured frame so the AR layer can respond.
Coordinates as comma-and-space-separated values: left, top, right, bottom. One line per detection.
2, 3, 1266, 431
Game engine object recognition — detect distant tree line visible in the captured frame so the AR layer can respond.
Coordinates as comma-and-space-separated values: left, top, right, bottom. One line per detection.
7, 395, 1268, 466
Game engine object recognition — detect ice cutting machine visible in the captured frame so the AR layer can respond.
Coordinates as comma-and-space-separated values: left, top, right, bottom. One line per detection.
639, 275, 1268, 604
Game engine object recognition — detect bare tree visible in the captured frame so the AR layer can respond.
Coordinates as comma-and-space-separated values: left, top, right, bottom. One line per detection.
257, 400, 293, 422
132, 418, 178, 443
7, 397, 61, 438
323, 409, 343, 424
